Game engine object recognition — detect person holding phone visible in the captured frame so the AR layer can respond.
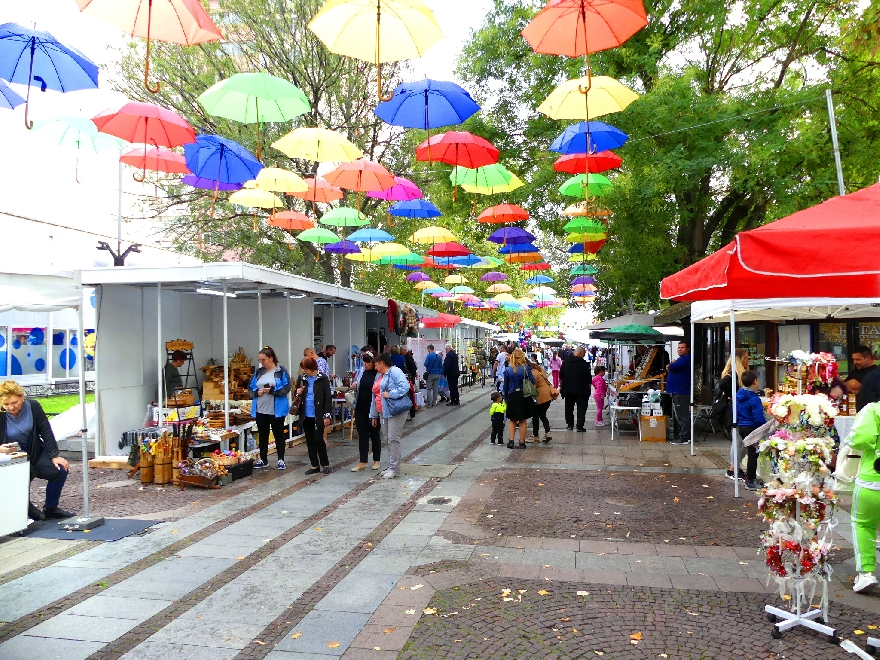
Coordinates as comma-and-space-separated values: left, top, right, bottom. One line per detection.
296, 356, 333, 475
248, 346, 292, 470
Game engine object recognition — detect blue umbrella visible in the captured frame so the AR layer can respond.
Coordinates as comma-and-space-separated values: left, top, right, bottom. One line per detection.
389, 199, 442, 218
0, 79, 24, 109
181, 175, 243, 192
498, 242, 539, 254
347, 228, 394, 242
549, 121, 628, 155
445, 255, 482, 267
393, 263, 421, 271
0, 23, 99, 128
525, 275, 554, 284
374, 79, 479, 129
425, 287, 448, 294
488, 227, 535, 245
324, 240, 361, 255
184, 134, 263, 185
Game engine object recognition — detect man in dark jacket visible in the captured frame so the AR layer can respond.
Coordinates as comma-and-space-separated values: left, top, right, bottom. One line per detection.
443, 344, 460, 406
560, 346, 591, 431
665, 340, 692, 445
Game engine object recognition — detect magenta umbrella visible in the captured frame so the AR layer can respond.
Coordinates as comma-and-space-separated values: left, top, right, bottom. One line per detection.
406, 271, 431, 282
366, 175, 422, 201
479, 271, 508, 282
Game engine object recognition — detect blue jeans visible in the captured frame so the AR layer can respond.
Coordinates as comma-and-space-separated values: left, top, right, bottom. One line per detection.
33, 463, 68, 508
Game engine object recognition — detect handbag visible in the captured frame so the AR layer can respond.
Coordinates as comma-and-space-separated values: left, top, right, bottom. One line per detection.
522, 368, 538, 398
291, 376, 305, 411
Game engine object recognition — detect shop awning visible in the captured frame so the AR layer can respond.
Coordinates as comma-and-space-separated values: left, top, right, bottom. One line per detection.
691, 298, 880, 323
660, 184, 880, 301
0, 273, 82, 312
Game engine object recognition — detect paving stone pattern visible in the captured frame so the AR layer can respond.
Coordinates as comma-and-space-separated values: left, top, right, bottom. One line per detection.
479, 469, 768, 546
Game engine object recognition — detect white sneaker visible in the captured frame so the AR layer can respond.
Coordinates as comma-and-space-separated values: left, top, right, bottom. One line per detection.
595, 421, 606, 427
854, 573, 878, 593
382, 470, 398, 479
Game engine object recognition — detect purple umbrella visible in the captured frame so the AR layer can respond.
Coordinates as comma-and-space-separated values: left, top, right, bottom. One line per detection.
406, 272, 431, 282
181, 174, 243, 191
488, 227, 535, 245
324, 240, 361, 255
480, 271, 508, 282
571, 276, 595, 285
366, 176, 423, 201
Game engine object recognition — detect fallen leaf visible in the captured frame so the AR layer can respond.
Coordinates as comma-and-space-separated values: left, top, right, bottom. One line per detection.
631, 640, 639, 645
424, 607, 437, 615
597, 552, 606, 556
573, 628, 579, 633
630, 632, 643, 641
236, 556, 245, 560
374, 647, 381, 651
782, 595, 791, 601
577, 591, 589, 596
410, 584, 424, 590
314, 527, 323, 531
660, 654, 669, 658
538, 589, 550, 595
255, 641, 266, 646
405, 609, 416, 615
282, 510, 288, 514
685, 610, 700, 616
384, 627, 396, 634
702, 485, 709, 488
327, 641, 340, 648
561, 617, 571, 621
171, 529, 178, 534
480, 553, 490, 557
594, 652, 604, 656
538, 483, 544, 486
290, 632, 302, 639
739, 562, 748, 565
706, 496, 714, 500
503, 597, 515, 602
517, 589, 527, 594
869, 625, 878, 630
855, 630, 865, 635
501, 588, 512, 595
673, 497, 680, 503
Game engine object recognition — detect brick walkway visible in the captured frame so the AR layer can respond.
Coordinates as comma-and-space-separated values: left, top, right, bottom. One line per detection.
2, 390, 879, 660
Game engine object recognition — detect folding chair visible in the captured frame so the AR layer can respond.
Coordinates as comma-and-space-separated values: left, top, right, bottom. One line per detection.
695, 404, 730, 441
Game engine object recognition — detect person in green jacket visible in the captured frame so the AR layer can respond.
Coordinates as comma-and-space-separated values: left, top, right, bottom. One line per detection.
848, 401, 880, 593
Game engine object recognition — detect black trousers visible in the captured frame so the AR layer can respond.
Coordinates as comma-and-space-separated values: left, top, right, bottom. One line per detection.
355, 409, 381, 463
448, 375, 460, 403
738, 425, 759, 481
255, 412, 286, 463
533, 400, 551, 436
303, 417, 329, 468
564, 394, 589, 430
491, 416, 505, 443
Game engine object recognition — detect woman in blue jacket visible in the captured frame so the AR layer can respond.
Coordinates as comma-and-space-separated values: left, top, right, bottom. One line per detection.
370, 353, 411, 479
247, 346, 292, 470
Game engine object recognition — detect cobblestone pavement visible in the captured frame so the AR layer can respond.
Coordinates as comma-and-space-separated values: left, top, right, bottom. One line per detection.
2, 390, 880, 660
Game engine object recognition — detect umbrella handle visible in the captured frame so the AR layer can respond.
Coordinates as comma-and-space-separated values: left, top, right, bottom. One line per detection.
133, 168, 146, 183
24, 40, 35, 130
375, 7, 394, 102
144, 5, 161, 94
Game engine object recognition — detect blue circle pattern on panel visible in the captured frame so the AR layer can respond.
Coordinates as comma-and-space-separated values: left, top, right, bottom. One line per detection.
53, 331, 65, 346
34, 358, 46, 372
11, 355, 22, 376
29, 328, 44, 346
59, 349, 77, 370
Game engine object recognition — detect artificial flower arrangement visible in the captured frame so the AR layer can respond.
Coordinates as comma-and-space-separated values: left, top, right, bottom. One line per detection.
781, 351, 839, 394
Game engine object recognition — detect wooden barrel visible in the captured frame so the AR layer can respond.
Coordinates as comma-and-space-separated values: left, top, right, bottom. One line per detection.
139, 450, 154, 484
154, 459, 172, 485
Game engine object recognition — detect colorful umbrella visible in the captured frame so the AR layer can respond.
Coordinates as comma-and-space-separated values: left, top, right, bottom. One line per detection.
347, 228, 394, 242
525, 275, 554, 284
522, 262, 552, 271
449, 286, 475, 294
181, 175, 242, 192
489, 227, 536, 245
480, 271, 508, 282
529, 286, 557, 296
422, 257, 460, 270
374, 78, 479, 128
324, 239, 361, 255
269, 211, 314, 231
571, 276, 596, 285
477, 203, 529, 224
486, 283, 513, 293
228, 188, 283, 209
559, 173, 613, 198
406, 272, 431, 282
383, 253, 426, 267
0, 23, 99, 129
366, 176, 422, 201
271, 127, 363, 162
492, 293, 517, 302
389, 199, 441, 218
371, 243, 410, 258
450, 163, 524, 194
0, 79, 25, 109
505, 252, 544, 263
564, 217, 607, 232
320, 207, 370, 227
539, 76, 639, 120
428, 242, 471, 257
308, 0, 444, 100
414, 280, 439, 290
498, 243, 539, 254
425, 287, 448, 294
120, 145, 190, 174
567, 230, 608, 242
324, 160, 396, 191
568, 253, 597, 262
571, 283, 598, 293
415, 131, 499, 167
289, 177, 344, 202
410, 226, 457, 243
298, 227, 341, 244
562, 201, 612, 217
471, 256, 504, 268
251, 167, 308, 194
393, 263, 421, 270
549, 121, 628, 154
34, 116, 126, 182
446, 255, 483, 267
454, 293, 481, 303
444, 274, 467, 284
522, 0, 647, 57
554, 150, 622, 174
183, 135, 262, 193
76, 0, 222, 93
568, 239, 607, 253
198, 72, 311, 160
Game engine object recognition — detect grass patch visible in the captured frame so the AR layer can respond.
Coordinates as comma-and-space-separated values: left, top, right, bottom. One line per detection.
36, 393, 95, 416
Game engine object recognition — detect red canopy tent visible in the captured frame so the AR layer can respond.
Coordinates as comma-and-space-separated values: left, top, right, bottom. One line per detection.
660, 184, 880, 301
421, 313, 462, 328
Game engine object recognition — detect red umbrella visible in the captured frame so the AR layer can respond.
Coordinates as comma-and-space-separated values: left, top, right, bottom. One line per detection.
521, 262, 552, 271
120, 145, 190, 174
428, 242, 471, 257
270, 211, 314, 231
477, 204, 530, 224
415, 131, 499, 168
554, 150, 622, 174
422, 313, 462, 328
76, 0, 223, 93
522, 0, 647, 57
422, 257, 457, 270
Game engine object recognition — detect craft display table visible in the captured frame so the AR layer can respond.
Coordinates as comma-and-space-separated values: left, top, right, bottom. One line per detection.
0, 454, 29, 535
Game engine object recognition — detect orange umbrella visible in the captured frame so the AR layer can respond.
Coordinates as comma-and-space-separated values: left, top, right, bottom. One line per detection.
120, 145, 190, 174
287, 177, 343, 215
324, 161, 396, 192
571, 283, 598, 293
76, 0, 223, 93
505, 252, 543, 264
270, 211, 314, 231
477, 203, 530, 224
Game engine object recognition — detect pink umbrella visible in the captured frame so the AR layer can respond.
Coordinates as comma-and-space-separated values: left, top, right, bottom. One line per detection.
366, 176, 423, 201
480, 271, 508, 282
431, 291, 453, 298
455, 293, 481, 302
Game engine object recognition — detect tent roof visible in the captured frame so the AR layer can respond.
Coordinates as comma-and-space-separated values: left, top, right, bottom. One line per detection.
0, 273, 82, 312
588, 313, 654, 330
691, 298, 880, 323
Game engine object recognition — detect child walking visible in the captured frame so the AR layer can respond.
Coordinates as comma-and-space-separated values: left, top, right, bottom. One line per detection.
489, 391, 506, 445
592, 366, 608, 427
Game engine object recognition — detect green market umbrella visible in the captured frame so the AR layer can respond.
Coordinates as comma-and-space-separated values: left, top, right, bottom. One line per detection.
450, 163, 524, 194
319, 207, 370, 228
591, 323, 663, 343
297, 227, 340, 244
570, 264, 599, 275
559, 173, 613, 198
198, 72, 311, 160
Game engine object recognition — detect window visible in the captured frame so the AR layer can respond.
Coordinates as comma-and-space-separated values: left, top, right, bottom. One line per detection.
738, 325, 766, 386
857, 322, 880, 361
817, 323, 848, 373
10, 327, 47, 376
0, 326, 7, 376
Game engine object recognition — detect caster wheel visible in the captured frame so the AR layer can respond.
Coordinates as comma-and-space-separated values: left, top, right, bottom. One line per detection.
829, 635, 841, 645
771, 630, 783, 640
766, 614, 778, 623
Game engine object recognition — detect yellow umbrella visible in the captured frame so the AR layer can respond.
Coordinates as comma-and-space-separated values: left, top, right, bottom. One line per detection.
372, 242, 410, 257
485, 283, 513, 293
253, 167, 308, 193
492, 293, 517, 302
415, 280, 439, 290
271, 127, 363, 162
563, 202, 612, 217
538, 76, 639, 121
568, 253, 598, 262
444, 274, 467, 284
567, 231, 607, 242
409, 226, 456, 243
346, 249, 381, 262
229, 188, 284, 231
308, 0, 444, 100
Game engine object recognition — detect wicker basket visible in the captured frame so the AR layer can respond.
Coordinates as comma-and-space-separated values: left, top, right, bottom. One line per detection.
213, 454, 240, 467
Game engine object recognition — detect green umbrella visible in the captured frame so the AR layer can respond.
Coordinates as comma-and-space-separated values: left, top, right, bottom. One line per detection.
563, 217, 606, 233
449, 163, 524, 194
198, 72, 311, 160
449, 285, 475, 294
319, 207, 370, 227
591, 323, 663, 343
468, 255, 504, 269
378, 253, 426, 266
559, 173, 613, 198
297, 227, 340, 244
570, 264, 599, 275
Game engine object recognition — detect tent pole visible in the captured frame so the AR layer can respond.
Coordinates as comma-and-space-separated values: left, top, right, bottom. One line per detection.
731, 308, 739, 498
349, 306, 353, 373
287, 292, 292, 442
331, 302, 336, 377
258, 288, 263, 350
157, 283, 163, 430
223, 282, 230, 429
78, 302, 89, 519
689, 320, 695, 457
825, 89, 846, 197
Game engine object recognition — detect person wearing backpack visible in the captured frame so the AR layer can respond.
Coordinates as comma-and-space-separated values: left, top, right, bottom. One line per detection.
423, 344, 443, 408
502, 348, 536, 448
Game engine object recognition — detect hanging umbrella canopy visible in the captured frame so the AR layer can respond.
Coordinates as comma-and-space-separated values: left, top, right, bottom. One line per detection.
410, 226, 457, 243
422, 256, 459, 270
324, 160, 396, 193
415, 131, 499, 167
505, 252, 543, 264
563, 201, 612, 217
76, 0, 222, 92
380, 252, 426, 266
454, 293, 481, 303
447, 255, 483, 267
492, 293, 517, 302
228, 188, 284, 209
308, 0, 444, 100
93, 101, 196, 148
374, 78, 479, 128
0, 23, 99, 128
198, 72, 310, 123
559, 173, 613, 197
477, 203, 530, 224
182, 134, 262, 185
450, 164, 524, 194
347, 228, 394, 242
480, 271, 508, 282
288, 177, 344, 202
271, 127, 363, 162
297, 227, 341, 243
320, 207, 370, 227
406, 272, 431, 282
366, 176, 422, 201
539, 76, 639, 120
324, 239, 361, 255
549, 121, 629, 154
486, 283, 513, 293
444, 274, 467, 284
34, 117, 126, 153
571, 283, 598, 293
564, 217, 607, 232
591, 323, 662, 342
414, 280, 439, 290
181, 174, 243, 192
120, 145, 190, 174
568, 253, 598, 262
421, 313, 462, 328
529, 286, 557, 296
521, 0, 648, 57
252, 167, 309, 193
449, 285, 475, 294
269, 211, 314, 231
431, 291, 453, 298
498, 242, 539, 254
568, 239, 607, 253
389, 199, 441, 218
525, 274, 554, 284
571, 263, 599, 275
571, 275, 595, 285
522, 262, 552, 271
554, 151, 622, 174
428, 242, 471, 257
470, 256, 504, 268
489, 227, 536, 245
0, 79, 25, 109
568, 230, 608, 243
371, 242, 410, 257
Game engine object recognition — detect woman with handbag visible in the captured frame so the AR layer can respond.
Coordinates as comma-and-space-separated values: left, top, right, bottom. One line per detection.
503, 348, 536, 449
294, 356, 333, 475
528, 355, 556, 443
370, 353, 411, 479
351, 351, 381, 472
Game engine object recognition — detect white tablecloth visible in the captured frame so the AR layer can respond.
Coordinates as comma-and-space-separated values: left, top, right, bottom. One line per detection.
834, 415, 856, 441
